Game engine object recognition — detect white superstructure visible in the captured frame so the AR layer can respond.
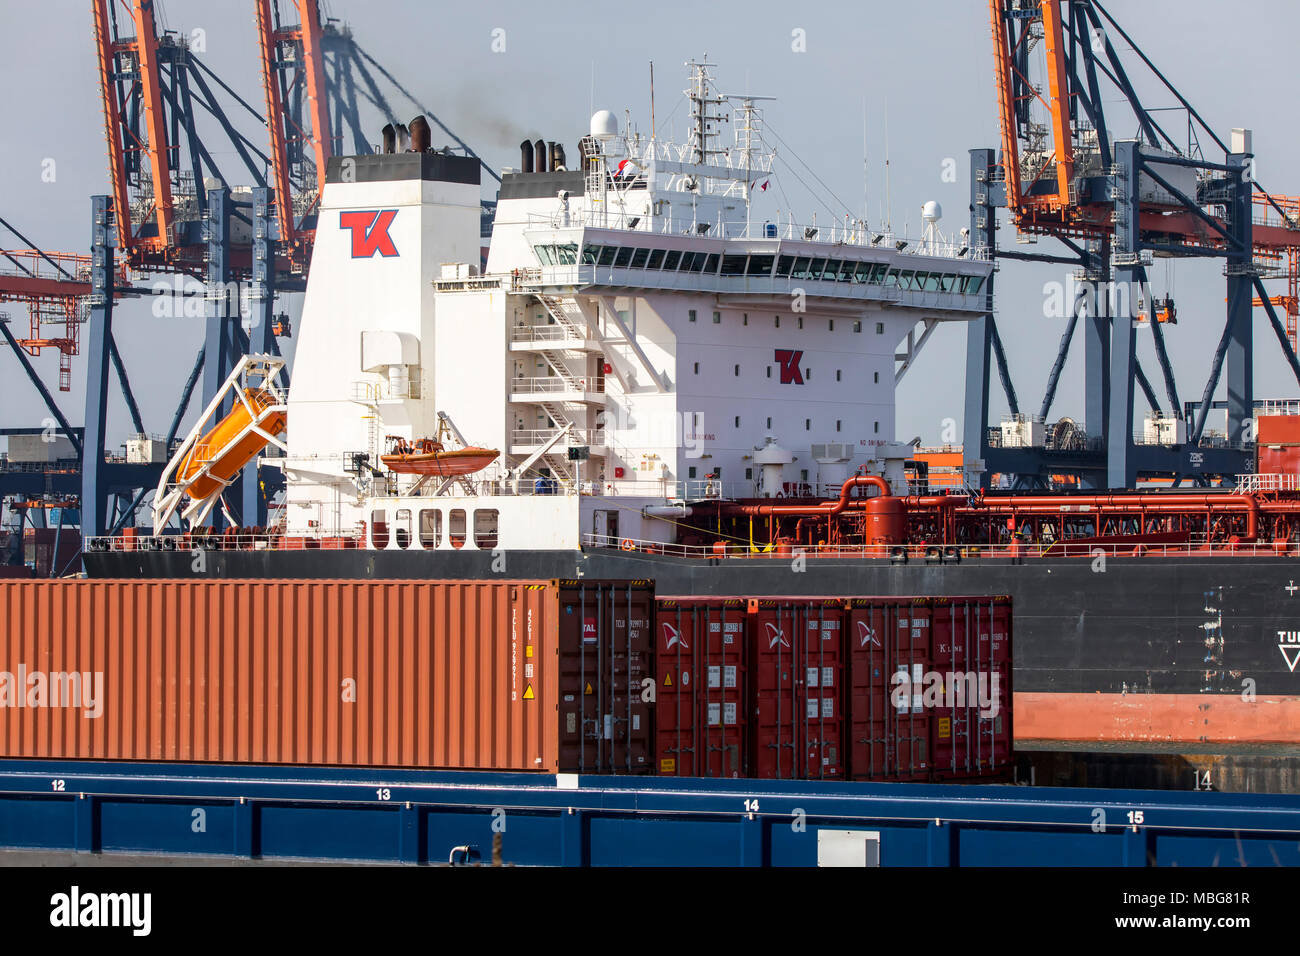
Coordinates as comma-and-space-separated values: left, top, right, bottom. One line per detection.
277, 63, 994, 552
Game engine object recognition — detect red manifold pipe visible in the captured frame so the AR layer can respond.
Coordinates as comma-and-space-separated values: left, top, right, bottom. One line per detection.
729, 474, 893, 517
966, 494, 1260, 540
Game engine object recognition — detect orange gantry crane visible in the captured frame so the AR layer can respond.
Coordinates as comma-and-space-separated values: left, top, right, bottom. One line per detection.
976, 0, 1300, 490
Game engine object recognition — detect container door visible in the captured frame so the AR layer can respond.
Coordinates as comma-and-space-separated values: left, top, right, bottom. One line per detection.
892, 600, 933, 781
607, 584, 655, 773
930, 598, 973, 780
751, 601, 843, 779
845, 601, 893, 781
847, 599, 928, 782
557, 582, 654, 774
699, 604, 747, 777
801, 604, 843, 779
655, 602, 701, 776
928, 597, 1013, 781
978, 598, 1014, 776
751, 603, 799, 778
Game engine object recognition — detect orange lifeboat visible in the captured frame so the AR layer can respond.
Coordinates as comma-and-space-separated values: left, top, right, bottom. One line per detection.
380, 437, 499, 477
178, 389, 287, 499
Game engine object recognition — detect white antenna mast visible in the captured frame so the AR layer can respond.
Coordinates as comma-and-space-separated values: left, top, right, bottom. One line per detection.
883, 97, 892, 234
862, 96, 869, 229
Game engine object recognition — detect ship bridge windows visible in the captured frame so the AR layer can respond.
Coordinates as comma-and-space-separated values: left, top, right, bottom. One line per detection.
776, 255, 795, 277
962, 274, 986, 294
747, 254, 774, 276
790, 256, 814, 280
629, 247, 651, 269
720, 254, 748, 276
613, 247, 633, 268
533, 243, 579, 266
704, 253, 720, 273
647, 248, 666, 269
581, 245, 600, 265
663, 249, 682, 270
597, 246, 617, 267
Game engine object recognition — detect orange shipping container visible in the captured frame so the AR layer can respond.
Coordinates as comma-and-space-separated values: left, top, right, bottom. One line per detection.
0, 579, 653, 773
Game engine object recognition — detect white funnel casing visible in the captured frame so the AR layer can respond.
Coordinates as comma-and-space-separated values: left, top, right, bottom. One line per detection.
283, 155, 481, 531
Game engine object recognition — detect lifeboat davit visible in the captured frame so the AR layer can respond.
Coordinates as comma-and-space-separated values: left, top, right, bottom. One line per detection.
178, 388, 287, 499
380, 437, 499, 477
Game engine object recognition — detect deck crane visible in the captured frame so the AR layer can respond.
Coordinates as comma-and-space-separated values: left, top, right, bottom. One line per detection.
971, 0, 1300, 490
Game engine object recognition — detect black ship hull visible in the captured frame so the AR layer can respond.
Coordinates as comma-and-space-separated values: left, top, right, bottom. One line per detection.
85, 547, 1300, 695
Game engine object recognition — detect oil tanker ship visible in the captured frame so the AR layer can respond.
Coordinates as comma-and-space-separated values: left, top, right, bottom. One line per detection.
77, 62, 1300, 784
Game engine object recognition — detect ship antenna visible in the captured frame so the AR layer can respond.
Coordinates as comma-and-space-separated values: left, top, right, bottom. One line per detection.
650, 61, 656, 148
862, 96, 869, 229
883, 96, 892, 235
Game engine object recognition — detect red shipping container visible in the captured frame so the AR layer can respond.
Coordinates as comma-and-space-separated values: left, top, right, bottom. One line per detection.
1257, 444, 1300, 476
846, 599, 929, 781
654, 598, 747, 777
845, 597, 1013, 783
1257, 414, 1300, 445
556, 581, 655, 774
750, 599, 844, 780
0, 578, 654, 774
927, 597, 1014, 780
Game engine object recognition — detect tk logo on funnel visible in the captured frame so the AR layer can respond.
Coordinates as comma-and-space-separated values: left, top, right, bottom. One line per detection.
340, 209, 399, 258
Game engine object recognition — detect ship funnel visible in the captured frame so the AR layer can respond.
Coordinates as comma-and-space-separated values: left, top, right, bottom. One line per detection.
534, 138, 548, 172
409, 115, 431, 153
550, 142, 566, 172
381, 123, 396, 154
395, 123, 410, 152
519, 139, 535, 173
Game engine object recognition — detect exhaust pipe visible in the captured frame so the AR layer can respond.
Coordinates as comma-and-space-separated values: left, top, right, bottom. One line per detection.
534, 138, 547, 172
519, 139, 534, 173
409, 115, 431, 153
395, 123, 410, 152
550, 142, 566, 171
381, 123, 396, 154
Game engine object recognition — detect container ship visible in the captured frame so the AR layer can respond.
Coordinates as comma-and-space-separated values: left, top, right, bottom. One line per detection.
67, 61, 1300, 788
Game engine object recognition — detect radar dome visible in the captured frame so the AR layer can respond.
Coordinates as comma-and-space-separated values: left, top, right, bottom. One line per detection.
922, 200, 943, 222
590, 110, 618, 141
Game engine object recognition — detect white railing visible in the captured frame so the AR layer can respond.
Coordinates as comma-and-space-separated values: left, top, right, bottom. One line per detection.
1234, 473, 1300, 494
510, 377, 605, 395
510, 324, 589, 344
351, 379, 418, 403
510, 428, 605, 447
524, 212, 990, 260
580, 533, 1300, 560
518, 264, 982, 311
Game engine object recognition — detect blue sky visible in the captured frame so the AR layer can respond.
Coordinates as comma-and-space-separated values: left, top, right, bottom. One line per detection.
3, 0, 1298, 449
